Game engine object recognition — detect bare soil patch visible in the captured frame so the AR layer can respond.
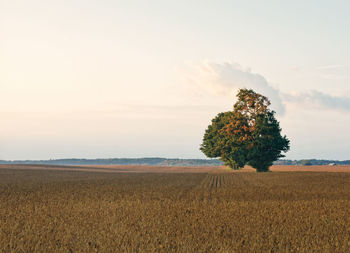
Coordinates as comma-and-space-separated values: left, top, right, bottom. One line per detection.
0, 164, 221, 173
270, 165, 350, 173
1, 164, 350, 174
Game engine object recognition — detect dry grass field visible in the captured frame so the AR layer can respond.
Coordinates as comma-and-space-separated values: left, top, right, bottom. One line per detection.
0, 165, 349, 252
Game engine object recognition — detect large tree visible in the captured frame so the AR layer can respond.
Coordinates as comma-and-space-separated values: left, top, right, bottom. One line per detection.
200, 89, 290, 172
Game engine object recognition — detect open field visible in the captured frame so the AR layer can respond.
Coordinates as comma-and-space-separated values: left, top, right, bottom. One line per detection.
244, 165, 350, 173
0, 164, 219, 174
0, 165, 349, 252
1, 164, 350, 173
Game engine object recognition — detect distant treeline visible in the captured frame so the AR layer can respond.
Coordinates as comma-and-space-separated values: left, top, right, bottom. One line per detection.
0, 158, 349, 166
0, 158, 223, 166
274, 159, 350, 165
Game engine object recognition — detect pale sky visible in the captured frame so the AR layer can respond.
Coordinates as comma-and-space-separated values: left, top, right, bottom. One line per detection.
1, 0, 350, 160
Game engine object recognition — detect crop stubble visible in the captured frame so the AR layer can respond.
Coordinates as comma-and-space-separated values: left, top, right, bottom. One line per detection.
0, 166, 349, 252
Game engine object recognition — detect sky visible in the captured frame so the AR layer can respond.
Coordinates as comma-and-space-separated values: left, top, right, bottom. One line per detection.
1, 0, 350, 160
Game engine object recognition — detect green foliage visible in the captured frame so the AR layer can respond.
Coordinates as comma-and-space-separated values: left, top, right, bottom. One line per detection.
200, 112, 247, 169
200, 89, 290, 172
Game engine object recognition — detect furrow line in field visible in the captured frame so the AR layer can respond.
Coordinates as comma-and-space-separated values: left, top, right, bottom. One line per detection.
205, 175, 212, 188
211, 176, 215, 188
199, 174, 210, 189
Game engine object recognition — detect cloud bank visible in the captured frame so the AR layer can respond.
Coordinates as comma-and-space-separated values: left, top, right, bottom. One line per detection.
188, 61, 350, 114
187, 61, 286, 115
283, 90, 350, 111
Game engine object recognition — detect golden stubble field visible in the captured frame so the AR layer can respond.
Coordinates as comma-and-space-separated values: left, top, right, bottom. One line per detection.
0, 165, 349, 252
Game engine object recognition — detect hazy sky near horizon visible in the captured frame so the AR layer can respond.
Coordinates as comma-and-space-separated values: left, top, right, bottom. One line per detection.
1, 0, 350, 160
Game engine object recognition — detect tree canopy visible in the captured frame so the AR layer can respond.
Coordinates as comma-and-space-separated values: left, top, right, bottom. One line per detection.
200, 89, 290, 172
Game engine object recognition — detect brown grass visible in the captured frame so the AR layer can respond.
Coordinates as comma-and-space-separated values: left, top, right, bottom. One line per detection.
0, 165, 349, 252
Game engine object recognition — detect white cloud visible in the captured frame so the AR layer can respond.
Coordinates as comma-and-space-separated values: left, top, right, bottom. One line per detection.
187, 61, 286, 115
315, 65, 347, 70
187, 61, 350, 114
313, 65, 350, 81
283, 90, 350, 111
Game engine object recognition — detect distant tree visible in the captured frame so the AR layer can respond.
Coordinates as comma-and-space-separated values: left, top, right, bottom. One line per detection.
300, 160, 312, 166
200, 89, 290, 172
